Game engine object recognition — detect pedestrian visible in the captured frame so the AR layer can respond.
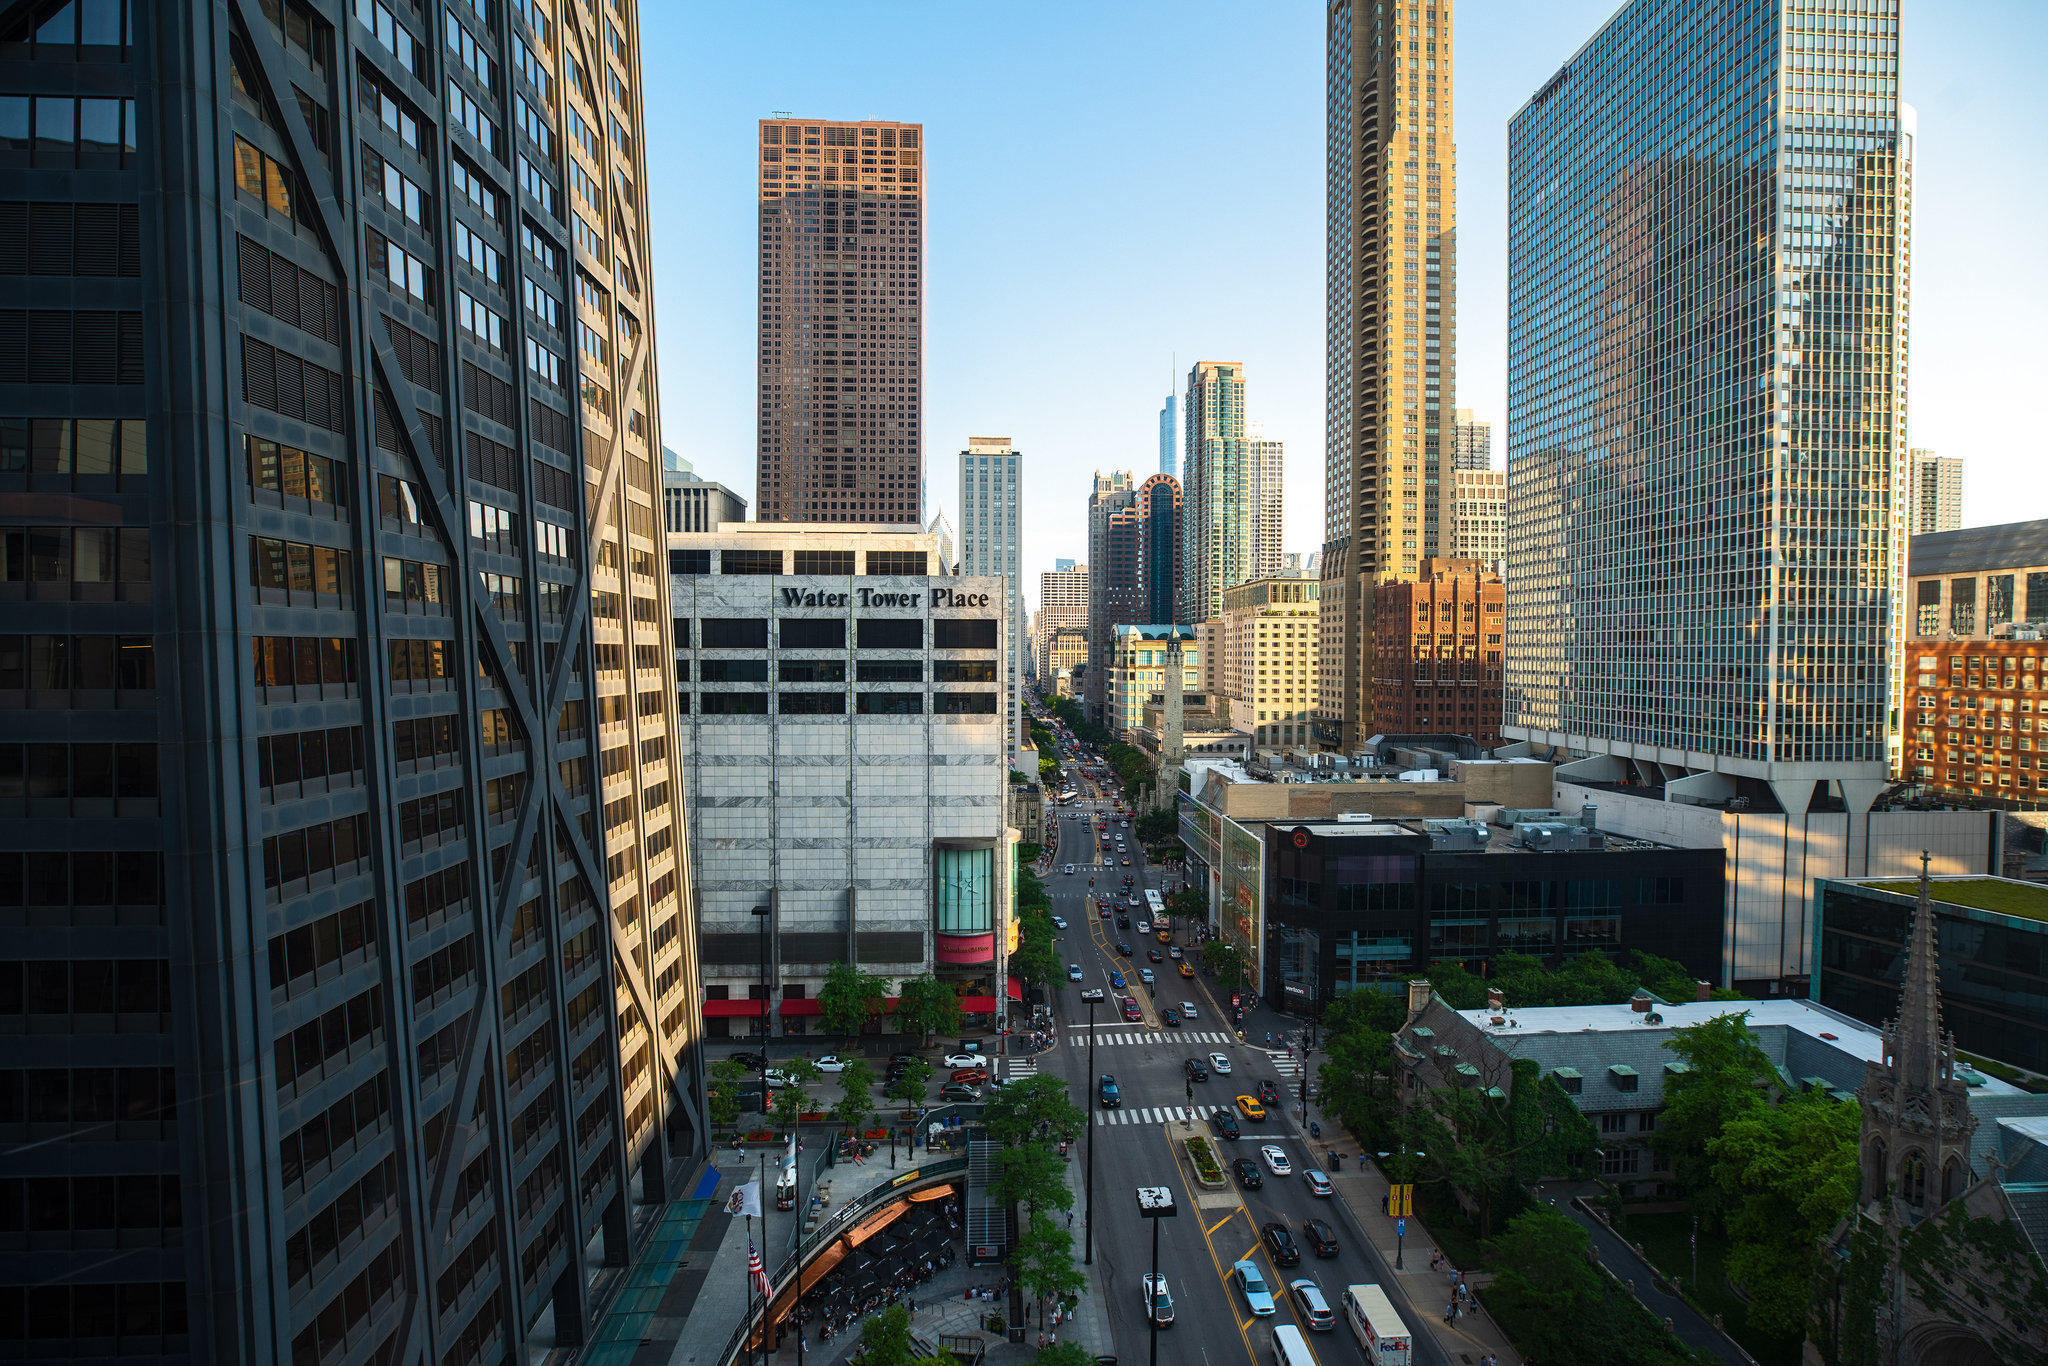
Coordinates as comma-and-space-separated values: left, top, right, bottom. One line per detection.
1429, 1250, 1442, 1272
1444, 1303, 1456, 1327
908, 1296, 916, 1315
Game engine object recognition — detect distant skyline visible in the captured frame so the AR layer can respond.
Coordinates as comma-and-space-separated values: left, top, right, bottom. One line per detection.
640, 0, 2048, 614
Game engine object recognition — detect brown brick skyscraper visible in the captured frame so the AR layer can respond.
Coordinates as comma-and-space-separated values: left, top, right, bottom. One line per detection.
757, 118, 924, 523
1372, 559, 1503, 745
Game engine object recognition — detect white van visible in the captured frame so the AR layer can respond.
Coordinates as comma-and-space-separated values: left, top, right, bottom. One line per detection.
1269, 1324, 1314, 1366
1343, 1284, 1412, 1365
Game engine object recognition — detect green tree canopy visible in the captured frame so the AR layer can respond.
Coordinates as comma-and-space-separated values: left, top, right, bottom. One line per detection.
1654, 1010, 1778, 1229
707, 1056, 750, 1130
983, 1073, 1084, 1149
818, 960, 889, 1040
1709, 1089, 1861, 1336
832, 1059, 878, 1134
1484, 1207, 1716, 1366
1015, 1209, 1086, 1326
1136, 808, 1177, 845
1314, 989, 1408, 1145
1200, 939, 1250, 990
886, 1058, 932, 1110
851, 1304, 915, 1366
895, 974, 964, 1047
769, 1057, 823, 1134
1031, 1342, 1096, 1366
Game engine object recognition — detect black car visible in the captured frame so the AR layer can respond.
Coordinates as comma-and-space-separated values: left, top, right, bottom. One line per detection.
729, 1051, 767, 1069
1232, 1158, 1263, 1190
1211, 1107, 1241, 1140
889, 1051, 921, 1063
1161, 1009, 1181, 1028
1116, 914, 1131, 929
1301, 1218, 1340, 1258
1147, 949, 1164, 963
1184, 1058, 1209, 1082
1098, 905, 1111, 918
1256, 1079, 1281, 1106
1261, 1222, 1301, 1267
1115, 942, 1133, 957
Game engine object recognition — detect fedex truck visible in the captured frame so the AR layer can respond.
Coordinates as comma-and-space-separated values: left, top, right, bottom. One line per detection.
1343, 1284, 1411, 1366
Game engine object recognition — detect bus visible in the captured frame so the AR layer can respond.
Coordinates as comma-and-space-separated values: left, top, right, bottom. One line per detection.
1144, 889, 1165, 921
1342, 1284, 1411, 1365
1268, 1324, 1314, 1366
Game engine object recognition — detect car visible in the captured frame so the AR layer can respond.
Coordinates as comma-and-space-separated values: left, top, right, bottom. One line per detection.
1179, 962, 1196, 977
1097, 905, 1111, 919
728, 1051, 767, 1069
1136, 919, 1151, 934
1139, 968, 1155, 984
1098, 1074, 1121, 1108
1161, 1008, 1180, 1027
1184, 1058, 1209, 1082
1147, 949, 1164, 963
1261, 1221, 1301, 1267
1301, 1217, 1339, 1257
1121, 858, 1131, 866
1108, 970, 1126, 989
1303, 1170, 1334, 1198
1156, 929, 1171, 943
1260, 1145, 1291, 1176
938, 1082, 981, 1102
762, 1069, 793, 1087
1236, 1095, 1266, 1121
951, 1067, 988, 1084
941, 1053, 983, 1069
1168, 947, 1183, 960
1115, 942, 1133, 957
1063, 864, 1075, 875
1180, 1002, 1197, 1019
813, 1055, 847, 1073
1232, 1158, 1264, 1190
1256, 1079, 1281, 1106
1288, 1278, 1337, 1332
1052, 915, 1067, 930
1121, 996, 1142, 1021
1211, 1108, 1241, 1140
1121, 820, 1130, 828
1068, 964, 1084, 982
1080, 987, 1106, 1002
1142, 1273, 1174, 1327
1210, 1053, 1232, 1075
1116, 914, 1131, 929
1232, 1259, 1275, 1316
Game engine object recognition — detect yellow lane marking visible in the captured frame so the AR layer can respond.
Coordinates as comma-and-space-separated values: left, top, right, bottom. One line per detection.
1167, 1125, 1261, 1365
1206, 1213, 1235, 1236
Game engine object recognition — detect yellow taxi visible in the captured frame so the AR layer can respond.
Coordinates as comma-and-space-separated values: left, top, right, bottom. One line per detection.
1178, 961, 1195, 978
1235, 1094, 1266, 1121
1156, 929, 1172, 943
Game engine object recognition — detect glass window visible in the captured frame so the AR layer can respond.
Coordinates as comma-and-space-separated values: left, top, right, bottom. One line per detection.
857, 619, 921, 650
700, 618, 767, 649
934, 845, 993, 934
1950, 578, 1977, 634
1988, 575, 2016, 630
780, 618, 845, 649
855, 692, 922, 715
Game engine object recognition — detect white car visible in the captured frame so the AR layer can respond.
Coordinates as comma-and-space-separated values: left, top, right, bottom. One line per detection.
1052, 916, 1067, 929
1136, 919, 1151, 934
1139, 968, 1155, 984
1068, 964, 1084, 982
812, 1056, 847, 1073
1233, 1260, 1276, 1317
1260, 1144, 1292, 1176
1209, 1052, 1232, 1075
1180, 1002, 1198, 1019
1064, 864, 1075, 875
941, 1053, 983, 1069
1142, 1272, 1174, 1327
762, 1069, 792, 1087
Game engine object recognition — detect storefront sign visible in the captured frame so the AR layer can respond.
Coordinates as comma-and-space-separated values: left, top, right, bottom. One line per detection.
776, 585, 995, 612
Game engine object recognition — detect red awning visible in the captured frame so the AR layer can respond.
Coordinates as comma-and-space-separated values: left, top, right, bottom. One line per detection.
702, 999, 766, 1018
1005, 977, 1024, 1001
959, 995, 1000, 1013
778, 998, 821, 1016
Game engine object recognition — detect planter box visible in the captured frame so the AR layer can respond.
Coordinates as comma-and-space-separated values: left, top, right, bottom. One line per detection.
1183, 1137, 1226, 1189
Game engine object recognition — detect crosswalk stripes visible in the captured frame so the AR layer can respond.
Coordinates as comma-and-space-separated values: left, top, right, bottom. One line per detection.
1093, 1106, 1193, 1126
1265, 1050, 1305, 1078
1003, 1054, 1040, 1080
1068, 1030, 1234, 1049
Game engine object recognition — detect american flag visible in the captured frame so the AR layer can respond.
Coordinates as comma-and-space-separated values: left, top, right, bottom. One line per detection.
748, 1239, 772, 1300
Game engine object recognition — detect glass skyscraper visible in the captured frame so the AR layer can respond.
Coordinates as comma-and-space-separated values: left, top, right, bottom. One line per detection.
959, 437, 1023, 748
0, 0, 698, 1358
1504, 0, 1911, 814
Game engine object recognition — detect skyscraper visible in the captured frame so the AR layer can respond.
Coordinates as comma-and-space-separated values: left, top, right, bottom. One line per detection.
1085, 472, 1138, 723
1907, 449, 1963, 535
1159, 390, 1178, 479
1453, 408, 1492, 471
0, 0, 695, 1357
756, 118, 924, 523
1037, 561, 1090, 687
1321, 0, 1460, 750
1247, 420, 1286, 583
1504, 0, 1911, 816
959, 437, 1023, 749
1137, 473, 1185, 626
1183, 361, 1274, 624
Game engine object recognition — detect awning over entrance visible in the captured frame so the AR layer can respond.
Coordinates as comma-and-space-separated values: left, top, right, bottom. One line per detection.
702, 999, 766, 1018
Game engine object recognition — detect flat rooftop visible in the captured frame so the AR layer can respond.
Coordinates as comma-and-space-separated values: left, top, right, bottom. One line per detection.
1847, 876, 2048, 925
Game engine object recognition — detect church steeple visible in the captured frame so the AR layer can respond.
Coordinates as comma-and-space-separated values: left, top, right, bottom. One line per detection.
1887, 852, 1954, 1092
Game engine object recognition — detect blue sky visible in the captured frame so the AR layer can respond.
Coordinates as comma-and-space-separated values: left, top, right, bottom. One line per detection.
640, 1, 2048, 610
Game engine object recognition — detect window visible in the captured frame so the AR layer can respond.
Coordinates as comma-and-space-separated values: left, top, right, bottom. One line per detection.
778, 660, 845, 683
857, 660, 922, 683
779, 618, 845, 649
793, 550, 855, 575
700, 618, 767, 649
934, 660, 996, 682
721, 550, 785, 578
779, 692, 844, 715
934, 692, 997, 715
699, 659, 766, 683
0, 417, 147, 480
668, 548, 709, 575
247, 436, 346, 510
935, 845, 994, 933
856, 692, 922, 715
248, 536, 349, 607
935, 619, 997, 651
366, 230, 433, 307
865, 551, 928, 575
857, 619, 921, 650
698, 692, 767, 715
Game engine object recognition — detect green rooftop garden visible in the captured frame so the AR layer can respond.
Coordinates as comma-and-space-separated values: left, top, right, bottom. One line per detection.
1862, 877, 2048, 924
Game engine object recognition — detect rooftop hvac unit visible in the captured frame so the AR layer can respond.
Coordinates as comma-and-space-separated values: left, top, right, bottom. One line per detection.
1513, 821, 1603, 851
1397, 769, 1440, 783
1422, 819, 1491, 850
1498, 808, 1564, 826
1335, 811, 1375, 823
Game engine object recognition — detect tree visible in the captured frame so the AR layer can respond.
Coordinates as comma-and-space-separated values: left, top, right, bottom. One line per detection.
1425, 960, 1490, 1010
887, 1058, 932, 1111
818, 960, 889, 1040
1135, 808, 1177, 846
1484, 1207, 1713, 1366
708, 1057, 750, 1130
992, 1141, 1072, 1215
1411, 1056, 1595, 1237
1033, 1343, 1095, 1366
983, 1073, 1085, 1148
1709, 1090, 1861, 1336
1200, 939, 1249, 990
769, 1057, 822, 1135
1315, 989, 1407, 1145
1654, 1010, 1777, 1229
1015, 1210, 1086, 1336
895, 974, 964, 1047
1011, 932, 1061, 993
851, 1304, 915, 1366
832, 1059, 878, 1134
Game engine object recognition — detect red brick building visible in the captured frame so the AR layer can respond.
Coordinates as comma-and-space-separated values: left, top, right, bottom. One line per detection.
1371, 558, 1505, 745
1905, 638, 2048, 806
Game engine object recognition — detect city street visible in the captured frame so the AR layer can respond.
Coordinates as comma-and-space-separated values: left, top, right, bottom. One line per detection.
1030, 731, 1453, 1366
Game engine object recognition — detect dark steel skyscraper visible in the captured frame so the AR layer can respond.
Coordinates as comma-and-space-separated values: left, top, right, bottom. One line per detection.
0, 0, 699, 1359
755, 117, 924, 524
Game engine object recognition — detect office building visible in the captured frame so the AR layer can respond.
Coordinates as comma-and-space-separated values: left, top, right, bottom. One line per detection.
927, 510, 957, 574
1272, 818, 1724, 1013
1908, 518, 2048, 641
1044, 628, 1089, 696
0, 0, 695, 1357
1505, 0, 1912, 820
1448, 468, 1505, 571
1037, 561, 1089, 688
1085, 471, 1137, 724
1280, 552, 1320, 580
1106, 626, 1200, 742
1453, 408, 1492, 472
1137, 473, 1185, 626
1213, 577, 1321, 750
1372, 559, 1505, 746
958, 437, 1024, 752
755, 118, 924, 523
663, 456, 750, 534
1321, 0, 1461, 750
1158, 390, 1177, 480
1908, 448, 1964, 536
1184, 361, 1277, 624
667, 524, 1017, 1030
1901, 640, 2048, 805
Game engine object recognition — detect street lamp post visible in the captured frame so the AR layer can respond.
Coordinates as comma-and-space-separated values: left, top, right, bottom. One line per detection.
753, 902, 772, 1115
1084, 994, 1098, 1266
1136, 1187, 1178, 1366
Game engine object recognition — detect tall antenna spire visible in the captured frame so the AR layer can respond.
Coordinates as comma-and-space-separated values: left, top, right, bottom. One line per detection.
1890, 851, 1949, 1090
